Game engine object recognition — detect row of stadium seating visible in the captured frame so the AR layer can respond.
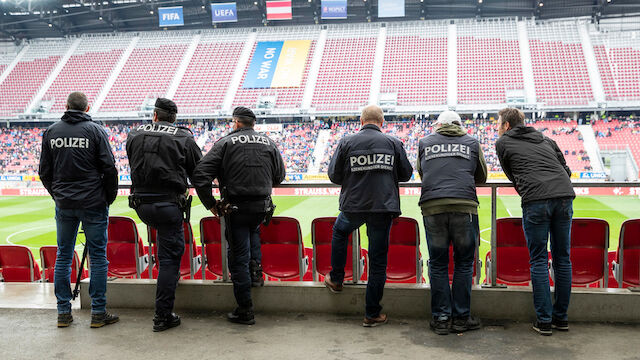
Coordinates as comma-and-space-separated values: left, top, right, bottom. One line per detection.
1, 20, 639, 116
1, 216, 638, 288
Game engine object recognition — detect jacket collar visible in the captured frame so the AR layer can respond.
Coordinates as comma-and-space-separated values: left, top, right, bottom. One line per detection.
229, 126, 254, 135
360, 124, 382, 132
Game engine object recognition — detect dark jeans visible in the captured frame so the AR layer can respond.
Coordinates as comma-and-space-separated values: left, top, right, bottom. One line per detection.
227, 212, 265, 310
54, 206, 109, 315
250, 226, 261, 264
136, 202, 185, 316
522, 197, 573, 323
329, 212, 393, 319
424, 213, 478, 321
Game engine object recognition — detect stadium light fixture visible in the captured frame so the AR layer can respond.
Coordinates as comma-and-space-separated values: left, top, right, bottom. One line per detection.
539, 2, 543, 7
48, 23, 52, 27
99, 16, 103, 21
149, 10, 154, 14
478, 0, 482, 3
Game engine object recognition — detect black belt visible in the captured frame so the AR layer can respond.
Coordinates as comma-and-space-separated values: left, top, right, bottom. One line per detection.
132, 193, 182, 204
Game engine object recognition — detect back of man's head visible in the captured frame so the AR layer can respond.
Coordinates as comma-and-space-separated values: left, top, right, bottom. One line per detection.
499, 108, 525, 128
66, 92, 89, 112
154, 98, 178, 123
435, 110, 462, 127
361, 105, 384, 126
232, 106, 256, 127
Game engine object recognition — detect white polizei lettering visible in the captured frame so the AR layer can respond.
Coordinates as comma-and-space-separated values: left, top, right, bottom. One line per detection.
50, 137, 90, 149
424, 142, 471, 160
137, 124, 178, 135
349, 153, 395, 172
230, 134, 270, 146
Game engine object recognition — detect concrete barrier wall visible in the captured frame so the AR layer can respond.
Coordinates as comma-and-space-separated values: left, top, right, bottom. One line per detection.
80, 280, 640, 323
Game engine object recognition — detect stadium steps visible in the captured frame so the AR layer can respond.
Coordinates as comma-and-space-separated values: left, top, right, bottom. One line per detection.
222, 32, 257, 114
91, 36, 139, 114
578, 125, 605, 172
368, 26, 387, 105
516, 20, 537, 103
446, 23, 457, 107
302, 29, 328, 111
577, 23, 606, 103
306, 129, 331, 175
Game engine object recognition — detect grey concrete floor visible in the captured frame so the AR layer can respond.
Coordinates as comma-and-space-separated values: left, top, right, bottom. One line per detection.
1, 309, 639, 360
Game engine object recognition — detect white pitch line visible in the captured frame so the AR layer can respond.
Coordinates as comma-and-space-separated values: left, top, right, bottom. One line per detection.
478, 227, 491, 244
5, 225, 54, 249
506, 208, 513, 217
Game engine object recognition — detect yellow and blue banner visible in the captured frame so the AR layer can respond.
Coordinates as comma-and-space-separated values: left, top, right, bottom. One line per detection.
243, 40, 311, 88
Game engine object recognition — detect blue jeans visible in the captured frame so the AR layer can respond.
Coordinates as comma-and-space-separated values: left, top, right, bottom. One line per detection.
227, 212, 265, 310
329, 212, 393, 319
522, 197, 573, 323
424, 213, 478, 320
250, 226, 261, 264
54, 206, 109, 315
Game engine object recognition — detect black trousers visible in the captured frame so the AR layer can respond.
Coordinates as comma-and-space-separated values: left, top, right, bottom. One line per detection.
227, 212, 265, 310
136, 202, 185, 316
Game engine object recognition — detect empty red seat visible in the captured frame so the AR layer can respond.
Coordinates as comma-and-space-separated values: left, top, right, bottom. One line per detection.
387, 217, 424, 283
485, 217, 531, 286
0, 245, 41, 282
107, 216, 149, 278
39, 246, 88, 283
311, 217, 366, 282
200, 216, 224, 280
260, 216, 308, 281
147, 222, 202, 279
559, 218, 609, 287
613, 219, 640, 288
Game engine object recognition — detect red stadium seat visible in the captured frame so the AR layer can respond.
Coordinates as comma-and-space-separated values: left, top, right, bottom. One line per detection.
387, 217, 424, 283
147, 222, 202, 279
200, 216, 224, 280
0, 245, 41, 282
39, 246, 88, 283
259, 216, 308, 281
485, 218, 531, 286
311, 217, 366, 282
607, 251, 619, 288
107, 216, 149, 278
613, 219, 640, 288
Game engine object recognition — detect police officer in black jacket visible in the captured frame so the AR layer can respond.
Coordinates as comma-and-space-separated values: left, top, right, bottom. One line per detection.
39, 92, 119, 329
126, 98, 202, 332
192, 106, 285, 325
325, 105, 413, 327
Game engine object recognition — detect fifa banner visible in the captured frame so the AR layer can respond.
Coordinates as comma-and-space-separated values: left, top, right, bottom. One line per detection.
211, 2, 238, 23
321, 0, 347, 19
378, 0, 404, 18
158, 6, 184, 27
242, 40, 311, 88
266, 0, 292, 20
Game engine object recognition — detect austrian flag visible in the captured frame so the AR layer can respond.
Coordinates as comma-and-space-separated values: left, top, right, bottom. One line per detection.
266, 0, 292, 20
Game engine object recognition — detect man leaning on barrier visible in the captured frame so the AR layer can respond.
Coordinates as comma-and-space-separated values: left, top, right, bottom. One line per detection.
325, 105, 413, 327
193, 106, 285, 326
495, 107, 575, 336
417, 111, 487, 335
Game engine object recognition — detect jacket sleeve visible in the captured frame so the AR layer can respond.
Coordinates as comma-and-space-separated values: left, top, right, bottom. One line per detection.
495, 138, 516, 184
327, 141, 345, 185
549, 138, 572, 177
416, 142, 422, 180
475, 143, 488, 184
185, 137, 204, 183
38, 129, 53, 197
272, 145, 286, 186
396, 140, 413, 182
192, 140, 223, 210
95, 127, 118, 205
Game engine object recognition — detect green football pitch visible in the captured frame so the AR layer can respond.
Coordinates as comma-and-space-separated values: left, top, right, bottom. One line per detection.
2, 195, 639, 281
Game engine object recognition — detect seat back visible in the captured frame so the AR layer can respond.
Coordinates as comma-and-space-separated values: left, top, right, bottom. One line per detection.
569, 218, 609, 286
200, 216, 223, 278
387, 217, 422, 283
0, 245, 41, 282
618, 219, 640, 287
260, 216, 304, 280
148, 221, 200, 279
107, 216, 146, 278
39, 246, 84, 283
312, 217, 361, 281
495, 218, 531, 285
447, 244, 479, 283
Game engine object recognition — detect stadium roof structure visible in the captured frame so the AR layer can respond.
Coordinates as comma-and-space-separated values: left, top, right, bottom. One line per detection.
1, 0, 640, 42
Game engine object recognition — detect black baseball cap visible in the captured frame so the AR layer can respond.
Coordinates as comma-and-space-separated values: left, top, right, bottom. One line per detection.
232, 106, 256, 121
155, 98, 178, 114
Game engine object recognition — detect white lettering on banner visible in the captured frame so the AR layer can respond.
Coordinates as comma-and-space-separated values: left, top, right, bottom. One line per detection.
230, 134, 271, 146
254, 124, 283, 133
574, 187, 590, 195
293, 188, 341, 196
424, 143, 470, 160
50, 137, 90, 149
163, 13, 180, 21
214, 9, 235, 16
349, 154, 394, 172
137, 124, 178, 135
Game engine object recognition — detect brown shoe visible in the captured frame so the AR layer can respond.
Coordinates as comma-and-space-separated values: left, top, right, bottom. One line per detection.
363, 314, 388, 327
324, 274, 343, 293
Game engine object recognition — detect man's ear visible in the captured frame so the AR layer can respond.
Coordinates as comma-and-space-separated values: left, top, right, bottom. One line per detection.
85, 105, 91, 113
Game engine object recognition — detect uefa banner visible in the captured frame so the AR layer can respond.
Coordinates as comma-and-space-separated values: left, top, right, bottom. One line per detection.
243, 40, 311, 88
158, 6, 184, 27
321, 0, 347, 20
211, 2, 238, 23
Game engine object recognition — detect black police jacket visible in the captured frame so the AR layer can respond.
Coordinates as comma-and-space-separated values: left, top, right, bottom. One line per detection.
496, 125, 575, 204
39, 110, 118, 209
192, 127, 286, 211
328, 124, 413, 214
126, 121, 202, 195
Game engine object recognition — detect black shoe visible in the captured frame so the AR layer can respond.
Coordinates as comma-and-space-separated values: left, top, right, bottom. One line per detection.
90, 312, 120, 328
153, 313, 181, 332
551, 317, 569, 331
451, 316, 481, 333
57, 313, 73, 328
250, 260, 265, 287
533, 320, 552, 336
227, 308, 255, 325
430, 318, 450, 335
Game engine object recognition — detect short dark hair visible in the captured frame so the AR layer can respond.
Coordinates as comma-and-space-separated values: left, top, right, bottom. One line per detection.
233, 116, 255, 127
499, 108, 525, 128
154, 108, 177, 123
67, 92, 88, 111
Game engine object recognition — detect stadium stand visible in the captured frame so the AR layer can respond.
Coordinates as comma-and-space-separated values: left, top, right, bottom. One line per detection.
311, 217, 366, 282
39, 246, 87, 283
200, 216, 224, 280
387, 217, 424, 284
147, 222, 201, 280
592, 118, 640, 173
485, 217, 532, 286
562, 218, 609, 287
106, 216, 149, 279
259, 216, 308, 281
591, 31, 640, 102
612, 219, 640, 288
0, 244, 41, 282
